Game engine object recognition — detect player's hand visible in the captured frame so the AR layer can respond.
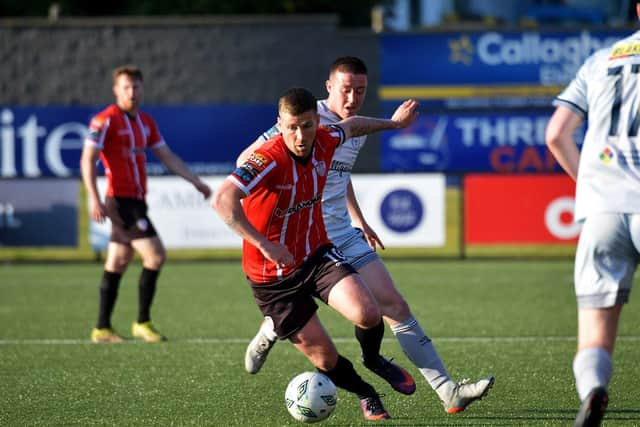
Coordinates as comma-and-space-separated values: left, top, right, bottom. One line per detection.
361, 223, 385, 251
195, 181, 212, 199
391, 99, 419, 129
89, 198, 107, 223
260, 241, 295, 268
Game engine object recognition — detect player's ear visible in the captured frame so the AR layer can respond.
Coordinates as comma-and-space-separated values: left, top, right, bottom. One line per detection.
325, 79, 331, 94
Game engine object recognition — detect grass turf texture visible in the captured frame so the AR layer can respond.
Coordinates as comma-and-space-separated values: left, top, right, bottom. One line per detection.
2, 261, 639, 426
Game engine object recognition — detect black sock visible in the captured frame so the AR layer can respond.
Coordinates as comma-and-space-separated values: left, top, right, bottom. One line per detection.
319, 355, 377, 399
355, 320, 384, 364
96, 271, 122, 329
138, 268, 160, 323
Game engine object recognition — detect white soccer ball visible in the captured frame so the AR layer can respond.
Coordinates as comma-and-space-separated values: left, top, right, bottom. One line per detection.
285, 371, 337, 423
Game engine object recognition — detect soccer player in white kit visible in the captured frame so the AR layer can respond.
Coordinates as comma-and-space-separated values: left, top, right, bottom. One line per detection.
546, 6, 640, 425
239, 56, 494, 414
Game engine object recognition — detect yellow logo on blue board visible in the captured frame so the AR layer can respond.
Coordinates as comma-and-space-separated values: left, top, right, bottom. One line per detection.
449, 35, 474, 66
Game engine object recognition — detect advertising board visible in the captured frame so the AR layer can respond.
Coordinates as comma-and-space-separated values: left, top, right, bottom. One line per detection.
464, 174, 580, 244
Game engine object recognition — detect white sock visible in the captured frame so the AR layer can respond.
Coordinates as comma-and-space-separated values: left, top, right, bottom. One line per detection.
261, 316, 278, 341
390, 316, 453, 396
573, 347, 612, 401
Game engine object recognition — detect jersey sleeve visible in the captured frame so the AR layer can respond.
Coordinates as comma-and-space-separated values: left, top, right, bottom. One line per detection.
552, 52, 597, 119
145, 115, 166, 148
228, 150, 277, 196
84, 115, 110, 149
259, 124, 280, 142
323, 124, 346, 146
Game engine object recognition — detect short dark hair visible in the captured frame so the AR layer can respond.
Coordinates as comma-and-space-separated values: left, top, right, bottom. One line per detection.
113, 65, 143, 83
329, 56, 368, 76
278, 88, 317, 116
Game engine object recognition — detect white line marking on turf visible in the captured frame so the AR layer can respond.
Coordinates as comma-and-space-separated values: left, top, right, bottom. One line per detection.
1, 336, 640, 345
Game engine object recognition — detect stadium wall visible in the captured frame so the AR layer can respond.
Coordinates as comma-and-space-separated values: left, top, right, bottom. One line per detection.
0, 15, 380, 170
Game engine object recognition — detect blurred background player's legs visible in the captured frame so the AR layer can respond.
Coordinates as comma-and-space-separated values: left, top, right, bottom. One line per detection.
130, 236, 167, 342
90, 242, 133, 343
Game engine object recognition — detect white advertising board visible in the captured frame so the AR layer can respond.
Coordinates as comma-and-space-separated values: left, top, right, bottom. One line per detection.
89, 176, 241, 249
90, 173, 445, 250
351, 174, 445, 247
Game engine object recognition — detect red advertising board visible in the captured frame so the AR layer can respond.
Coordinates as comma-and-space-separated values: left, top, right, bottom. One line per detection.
464, 174, 579, 244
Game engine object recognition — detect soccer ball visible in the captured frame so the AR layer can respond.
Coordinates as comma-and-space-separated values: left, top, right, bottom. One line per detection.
285, 372, 337, 423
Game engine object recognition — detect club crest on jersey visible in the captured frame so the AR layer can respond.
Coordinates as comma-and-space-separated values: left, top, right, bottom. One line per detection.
599, 147, 614, 164
315, 160, 327, 177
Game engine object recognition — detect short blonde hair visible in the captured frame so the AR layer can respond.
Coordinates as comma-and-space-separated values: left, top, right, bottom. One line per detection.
278, 88, 317, 116
112, 65, 143, 84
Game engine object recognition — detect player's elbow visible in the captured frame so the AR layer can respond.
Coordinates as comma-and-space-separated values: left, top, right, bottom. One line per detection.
211, 189, 224, 213
545, 128, 567, 153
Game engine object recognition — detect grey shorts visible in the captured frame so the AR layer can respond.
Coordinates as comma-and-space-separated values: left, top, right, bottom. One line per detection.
574, 213, 640, 308
333, 228, 381, 271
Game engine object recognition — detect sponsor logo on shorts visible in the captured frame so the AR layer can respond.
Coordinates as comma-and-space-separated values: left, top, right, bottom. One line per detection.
136, 218, 149, 231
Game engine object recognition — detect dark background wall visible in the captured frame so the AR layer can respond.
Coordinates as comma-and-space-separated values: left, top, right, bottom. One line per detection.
0, 15, 381, 170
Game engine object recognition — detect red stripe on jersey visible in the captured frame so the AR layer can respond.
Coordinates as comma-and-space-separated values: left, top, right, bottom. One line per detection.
85, 104, 164, 199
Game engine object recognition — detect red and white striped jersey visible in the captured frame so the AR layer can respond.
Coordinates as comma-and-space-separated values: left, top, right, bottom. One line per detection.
229, 124, 345, 283
84, 104, 166, 199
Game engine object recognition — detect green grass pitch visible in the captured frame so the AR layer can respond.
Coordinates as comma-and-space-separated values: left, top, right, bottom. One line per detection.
1, 260, 639, 426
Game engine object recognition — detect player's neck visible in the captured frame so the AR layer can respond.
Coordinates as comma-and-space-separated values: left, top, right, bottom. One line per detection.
116, 104, 138, 119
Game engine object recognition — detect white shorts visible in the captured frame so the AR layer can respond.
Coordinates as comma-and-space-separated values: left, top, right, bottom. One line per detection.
574, 213, 640, 308
332, 228, 380, 271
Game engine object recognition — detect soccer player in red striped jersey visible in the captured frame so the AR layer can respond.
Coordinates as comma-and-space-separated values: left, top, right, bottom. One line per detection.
81, 65, 211, 344
212, 88, 418, 421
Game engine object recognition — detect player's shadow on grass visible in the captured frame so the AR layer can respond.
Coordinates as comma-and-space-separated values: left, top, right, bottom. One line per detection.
463, 408, 640, 424
327, 410, 640, 426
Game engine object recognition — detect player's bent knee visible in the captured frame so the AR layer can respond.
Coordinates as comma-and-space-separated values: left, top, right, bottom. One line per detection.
380, 298, 411, 322
359, 303, 382, 328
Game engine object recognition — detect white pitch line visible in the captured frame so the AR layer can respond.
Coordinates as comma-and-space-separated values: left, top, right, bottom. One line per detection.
1, 336, 639, 345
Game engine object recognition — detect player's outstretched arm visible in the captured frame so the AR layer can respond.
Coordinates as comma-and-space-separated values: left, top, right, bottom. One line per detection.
346, 180, 384, 251
338, 99, 419, 141
151, 144, 211, 198
545, 105, 583, 181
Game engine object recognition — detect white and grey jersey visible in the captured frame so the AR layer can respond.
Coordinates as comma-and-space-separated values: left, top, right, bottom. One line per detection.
554, 30, 640, 221
259, 99, 367, 243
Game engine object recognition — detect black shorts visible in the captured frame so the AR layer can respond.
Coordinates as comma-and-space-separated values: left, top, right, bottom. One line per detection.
104, 196, 158, 244
248, 244, 358, 339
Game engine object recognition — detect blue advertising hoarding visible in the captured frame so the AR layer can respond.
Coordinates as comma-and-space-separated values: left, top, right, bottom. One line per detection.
379, 29, 621, 171
0, 104, 277, 178
381, 109, 584, 173
0, 179, 78, 246
381, 30, 624, 100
